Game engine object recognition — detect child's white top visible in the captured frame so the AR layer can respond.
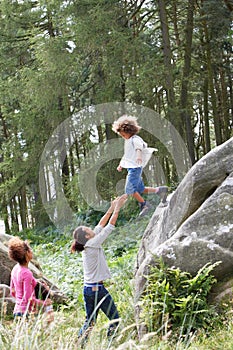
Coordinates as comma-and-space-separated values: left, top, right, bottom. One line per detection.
120, 135, 156, 168
120, 135, 145, 168
82, 223, 115, 283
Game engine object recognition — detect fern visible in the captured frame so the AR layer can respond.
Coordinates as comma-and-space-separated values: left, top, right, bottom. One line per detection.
141, 259, 221, 339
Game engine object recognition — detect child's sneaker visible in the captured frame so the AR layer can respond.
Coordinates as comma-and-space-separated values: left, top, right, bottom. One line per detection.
156, 186, 168, 204
139, 201, 151, 217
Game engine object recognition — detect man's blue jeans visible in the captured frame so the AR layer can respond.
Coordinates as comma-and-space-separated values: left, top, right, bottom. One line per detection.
79, 284, 120, 339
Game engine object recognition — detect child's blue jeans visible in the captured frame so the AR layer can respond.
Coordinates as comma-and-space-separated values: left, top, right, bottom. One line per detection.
79, 284, 119, 339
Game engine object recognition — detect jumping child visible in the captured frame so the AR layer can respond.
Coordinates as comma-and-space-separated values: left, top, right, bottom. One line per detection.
112, 115, 168, 216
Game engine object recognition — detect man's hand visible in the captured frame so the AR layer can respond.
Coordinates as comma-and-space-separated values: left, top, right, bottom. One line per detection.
117, 165, 123, 172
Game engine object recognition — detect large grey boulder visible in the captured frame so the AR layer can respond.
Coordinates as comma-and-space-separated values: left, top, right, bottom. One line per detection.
135, 137, 233, 333
0, 234, 67, 315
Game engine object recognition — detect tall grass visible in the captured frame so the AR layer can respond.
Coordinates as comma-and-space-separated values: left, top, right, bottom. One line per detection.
3, 218, 233, 349
2, 310, 233, 350
1, 276, 233, 349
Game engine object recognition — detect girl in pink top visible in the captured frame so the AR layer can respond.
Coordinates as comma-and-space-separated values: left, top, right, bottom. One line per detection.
8, 237, 52, 317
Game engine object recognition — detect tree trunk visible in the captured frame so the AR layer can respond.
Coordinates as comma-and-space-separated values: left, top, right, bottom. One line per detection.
171, 0, 181, 47
32, 179, 52, 229
97, 125, 104, 143
2, 199, 10, 234
219, 67, 231, 141
203, 76, 211, 153
203, 20, 222, 145
157, 0, 179, 131
105, 124, 116, 141
19, 186, 27, 230
226, 60, 233, 127
74, 140, 81, 168
179, 0, 196, 164
10, 197, 19, 232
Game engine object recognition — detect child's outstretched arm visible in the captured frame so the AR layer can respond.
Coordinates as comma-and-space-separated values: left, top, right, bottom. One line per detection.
136, 149, 142, 166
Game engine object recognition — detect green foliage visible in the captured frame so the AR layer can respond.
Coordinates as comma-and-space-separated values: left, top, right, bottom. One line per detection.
30, 215, 149, 301
0, 0, 232, 231
2, 222, 233, 349
15, 226, 66, 246
141, 259, 221, 339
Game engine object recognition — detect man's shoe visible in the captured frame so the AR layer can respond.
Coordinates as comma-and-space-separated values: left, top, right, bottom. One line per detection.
157, 186, 168, 204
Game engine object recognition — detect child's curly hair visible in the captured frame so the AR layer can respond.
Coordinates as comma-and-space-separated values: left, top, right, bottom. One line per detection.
8, 237, 31, 265
112, 115, 141, 135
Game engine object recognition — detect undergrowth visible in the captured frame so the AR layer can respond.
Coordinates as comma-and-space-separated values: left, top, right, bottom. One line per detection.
140, 259, 222, 346
2, 214, 232, 349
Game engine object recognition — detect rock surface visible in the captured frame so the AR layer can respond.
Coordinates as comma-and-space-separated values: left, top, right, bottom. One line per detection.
135, 137, 233, 333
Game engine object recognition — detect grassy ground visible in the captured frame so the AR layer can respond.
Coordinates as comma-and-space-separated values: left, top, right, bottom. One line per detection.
1, 215, 233, 349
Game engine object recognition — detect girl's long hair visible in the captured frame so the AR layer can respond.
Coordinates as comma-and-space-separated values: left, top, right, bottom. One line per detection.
71, 240, 85, 253
71, 226, 88, 253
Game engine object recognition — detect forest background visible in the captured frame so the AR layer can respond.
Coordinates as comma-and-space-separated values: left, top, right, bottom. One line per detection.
0, 1, 232, 349
0, 0, 232, 235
